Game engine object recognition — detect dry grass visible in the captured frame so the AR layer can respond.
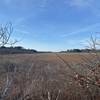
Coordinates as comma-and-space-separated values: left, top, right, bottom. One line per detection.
0, 53, 100, 100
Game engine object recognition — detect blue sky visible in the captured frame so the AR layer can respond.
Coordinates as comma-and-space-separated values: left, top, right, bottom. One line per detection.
0, 0, 100, 51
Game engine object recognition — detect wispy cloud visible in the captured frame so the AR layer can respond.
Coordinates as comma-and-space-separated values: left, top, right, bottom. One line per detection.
4, 0, 12, 4
40, 0, 48, 8
61, 23, 100, 37
2, 0, 48, 10
68, 0, 94, 8
66, 0, 100, 16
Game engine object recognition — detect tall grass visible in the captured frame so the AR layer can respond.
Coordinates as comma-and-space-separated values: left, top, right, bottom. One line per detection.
0, 53, 99, 100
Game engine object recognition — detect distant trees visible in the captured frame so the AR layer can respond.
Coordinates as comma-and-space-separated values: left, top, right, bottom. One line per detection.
0, 46, 37, 54
67, 49, 82, 52
14, 46, 24, 50
67, 49, 92, 53
60, 49, 92, 53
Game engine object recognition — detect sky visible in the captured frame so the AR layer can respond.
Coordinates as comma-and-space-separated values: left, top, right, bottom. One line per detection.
0, 0, 100, 51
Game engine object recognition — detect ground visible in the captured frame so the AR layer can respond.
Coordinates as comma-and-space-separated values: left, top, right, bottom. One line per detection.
0, 53, 100, 100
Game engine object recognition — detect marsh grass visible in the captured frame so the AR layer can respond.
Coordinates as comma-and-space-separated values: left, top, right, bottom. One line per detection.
0, 53, 100, 100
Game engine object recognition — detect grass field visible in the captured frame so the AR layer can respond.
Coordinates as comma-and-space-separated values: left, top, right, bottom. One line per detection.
0, 53, 100, 100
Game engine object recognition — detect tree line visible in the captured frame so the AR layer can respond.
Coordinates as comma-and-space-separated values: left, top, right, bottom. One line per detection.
60, 49, 100, 53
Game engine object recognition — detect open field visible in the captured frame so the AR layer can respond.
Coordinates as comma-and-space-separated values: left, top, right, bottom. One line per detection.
0, 53, 100, 100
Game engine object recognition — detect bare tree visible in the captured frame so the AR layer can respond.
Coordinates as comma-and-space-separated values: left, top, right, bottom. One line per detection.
0, 22, 18, 47
0, 22, 18, 100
